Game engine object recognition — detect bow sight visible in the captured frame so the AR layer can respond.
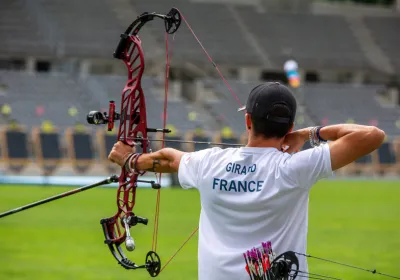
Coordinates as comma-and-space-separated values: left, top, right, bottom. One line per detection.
86, 101, 171, 135
87, 101, 120, 131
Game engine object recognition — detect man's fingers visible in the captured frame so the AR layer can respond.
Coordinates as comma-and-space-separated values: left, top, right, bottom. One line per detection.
108, 150, 116, 163
108, 141, 134, 167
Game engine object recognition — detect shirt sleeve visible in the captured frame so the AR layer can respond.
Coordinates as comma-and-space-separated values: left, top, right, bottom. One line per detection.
178, 148, 216, 189
287, 144, 333, 190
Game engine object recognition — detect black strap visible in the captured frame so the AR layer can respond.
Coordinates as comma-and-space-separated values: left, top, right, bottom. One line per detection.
266, 115, 291, 124
316, 126, 327, 142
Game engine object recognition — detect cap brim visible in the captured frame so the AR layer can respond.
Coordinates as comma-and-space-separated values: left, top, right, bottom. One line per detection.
237, 106, 246, 112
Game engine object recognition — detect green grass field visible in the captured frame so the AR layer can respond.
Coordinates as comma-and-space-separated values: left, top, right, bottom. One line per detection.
0, 181, 399, 280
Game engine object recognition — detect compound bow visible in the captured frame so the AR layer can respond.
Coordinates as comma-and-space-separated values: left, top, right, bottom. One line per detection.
0, 6, 399, 280
87, 8, 182, 277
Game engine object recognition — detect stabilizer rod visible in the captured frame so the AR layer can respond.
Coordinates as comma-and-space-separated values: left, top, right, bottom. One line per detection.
0, 175, 119, 219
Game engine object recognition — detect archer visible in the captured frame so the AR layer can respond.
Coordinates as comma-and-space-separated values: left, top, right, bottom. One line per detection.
108, 83, 385, 278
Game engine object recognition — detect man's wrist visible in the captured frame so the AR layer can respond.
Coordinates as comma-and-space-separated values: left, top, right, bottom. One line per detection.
299, 128, 311, 143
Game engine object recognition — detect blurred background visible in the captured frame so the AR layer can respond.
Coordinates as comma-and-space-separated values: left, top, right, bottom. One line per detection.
0, 0, 399, 279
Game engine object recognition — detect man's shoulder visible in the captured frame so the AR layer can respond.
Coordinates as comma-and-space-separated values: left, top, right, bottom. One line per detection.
192, 147, 240, 155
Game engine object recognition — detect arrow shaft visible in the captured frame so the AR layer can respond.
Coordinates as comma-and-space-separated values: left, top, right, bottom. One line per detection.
0, 176, 118, 219
131, 137, 243, 147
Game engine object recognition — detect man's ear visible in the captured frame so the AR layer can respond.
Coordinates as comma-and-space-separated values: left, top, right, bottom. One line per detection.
245, 113, 252, 130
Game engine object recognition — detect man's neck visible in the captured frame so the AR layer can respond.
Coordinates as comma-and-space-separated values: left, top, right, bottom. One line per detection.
246, 134, 283, 150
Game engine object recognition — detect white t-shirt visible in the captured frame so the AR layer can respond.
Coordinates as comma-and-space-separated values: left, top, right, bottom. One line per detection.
178, 145, 333, 280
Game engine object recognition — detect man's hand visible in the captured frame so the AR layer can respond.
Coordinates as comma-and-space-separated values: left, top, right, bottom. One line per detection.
108, 141, 135, 167
281, 128, 309, 154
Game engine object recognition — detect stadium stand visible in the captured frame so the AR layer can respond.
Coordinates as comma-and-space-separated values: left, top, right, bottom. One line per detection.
36, 0, 124, 57
131, 0, 262, 66
0, 71, 100, 128
364, 16, 400, 73
235, 6, 370, 70
202, 79, 316, 134
0, 0, 52, 56
86, 75, 202, 132
0, 69, 398, 139
0, 71, 204, 132
302, 83, 400, 136
0, 0, 399, 178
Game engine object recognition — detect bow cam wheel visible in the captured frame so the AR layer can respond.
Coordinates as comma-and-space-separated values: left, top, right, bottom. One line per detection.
145, 251, 161, 277
270, 251, 299, 280
165, 8, 181, 34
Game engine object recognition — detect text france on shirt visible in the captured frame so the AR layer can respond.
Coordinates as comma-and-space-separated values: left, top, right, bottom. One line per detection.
212, 162, 264, 193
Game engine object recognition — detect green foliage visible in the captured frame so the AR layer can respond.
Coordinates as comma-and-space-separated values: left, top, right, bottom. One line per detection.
0, 181, 399, 279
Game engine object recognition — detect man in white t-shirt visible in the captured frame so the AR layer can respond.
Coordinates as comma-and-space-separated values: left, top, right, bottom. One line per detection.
108, 82, 385, 279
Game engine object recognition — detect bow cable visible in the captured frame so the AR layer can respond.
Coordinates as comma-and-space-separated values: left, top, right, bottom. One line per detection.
152, 31, 173, 253
133, 137, 243, 147
179, 12, 243, 108
295, 252, 400, 279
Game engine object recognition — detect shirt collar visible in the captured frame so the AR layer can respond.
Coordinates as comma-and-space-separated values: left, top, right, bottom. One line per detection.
239, 147, 279, 153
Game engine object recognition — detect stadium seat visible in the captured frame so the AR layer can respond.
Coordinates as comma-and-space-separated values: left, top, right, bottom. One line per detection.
32, 126, 62, 175
0, 125, 30, 173
185, 130, 211, 152
213, 128, 240, 149
376, 141, 398, 175
96, 129, 120, 174
65, 126, 95, 174
344, 152, 376, 176
163, 135, 184, 151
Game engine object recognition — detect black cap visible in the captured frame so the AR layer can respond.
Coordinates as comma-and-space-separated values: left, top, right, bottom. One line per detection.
238, 82, 296, 124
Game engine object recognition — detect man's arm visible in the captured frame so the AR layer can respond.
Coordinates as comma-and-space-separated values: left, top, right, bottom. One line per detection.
108, 142, 185, 173
320, 124, 385, 171
284, 124, 385, 171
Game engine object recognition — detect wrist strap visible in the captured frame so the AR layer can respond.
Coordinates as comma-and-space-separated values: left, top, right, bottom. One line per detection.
123, 153, 136, 173
124, 153, 144, 175
316, 126, 327, 142
132, 153, 145, 175
309, 127, 320, 147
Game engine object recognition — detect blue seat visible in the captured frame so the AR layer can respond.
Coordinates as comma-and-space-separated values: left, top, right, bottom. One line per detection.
164, 136, 183, 151
378, 142, 396, 164
355, 154, 372, 164
192, 136, 211, 151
